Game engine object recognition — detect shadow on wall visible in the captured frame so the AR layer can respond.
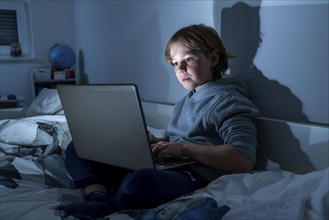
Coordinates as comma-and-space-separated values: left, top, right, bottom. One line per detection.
79, 49, 89, 84
220, 1, 309, 124
215, 1, 315, 172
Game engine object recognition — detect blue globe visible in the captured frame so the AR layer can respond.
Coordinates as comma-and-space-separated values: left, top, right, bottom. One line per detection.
49, 44, 76, 70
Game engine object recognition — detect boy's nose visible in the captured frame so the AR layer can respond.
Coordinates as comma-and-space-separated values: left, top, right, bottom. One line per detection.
176, 62, 187, 72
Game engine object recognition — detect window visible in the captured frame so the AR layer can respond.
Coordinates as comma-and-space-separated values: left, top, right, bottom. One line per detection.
0, 1, 33, 58
0, 9, 19, 45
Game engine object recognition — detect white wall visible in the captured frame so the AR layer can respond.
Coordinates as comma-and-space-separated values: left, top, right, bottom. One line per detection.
75, 0, 214, 103
1, 0, 328, 126
76, 0, 328, 126
215, 0, 328, 125
0, 1, 77, 106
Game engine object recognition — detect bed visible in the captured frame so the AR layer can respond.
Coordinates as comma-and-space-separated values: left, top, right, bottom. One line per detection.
0, 88, 328, 220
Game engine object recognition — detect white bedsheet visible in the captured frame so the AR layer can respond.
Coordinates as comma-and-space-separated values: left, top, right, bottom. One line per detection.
178, 169, 328, 220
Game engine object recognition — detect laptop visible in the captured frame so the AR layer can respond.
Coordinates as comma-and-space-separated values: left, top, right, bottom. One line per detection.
57, 84, 197, 170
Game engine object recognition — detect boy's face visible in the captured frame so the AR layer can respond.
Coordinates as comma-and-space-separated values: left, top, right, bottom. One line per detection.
169, 42, 217, 91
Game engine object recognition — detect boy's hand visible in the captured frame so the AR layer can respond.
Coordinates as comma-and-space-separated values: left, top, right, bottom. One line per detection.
151, 141, 184, 159
148, 133, 157, 144
148, 132, 168, 144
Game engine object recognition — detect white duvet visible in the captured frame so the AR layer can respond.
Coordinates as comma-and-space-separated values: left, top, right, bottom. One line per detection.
1, 168, 327, 220
206, 170, 324, 205
110, 168, 328, 220
0, 115, 69, 148
200, 169, 328, 219
0, 115, 328, 220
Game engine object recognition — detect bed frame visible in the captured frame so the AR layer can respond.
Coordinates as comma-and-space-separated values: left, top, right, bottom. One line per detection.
142, 101, 329, 174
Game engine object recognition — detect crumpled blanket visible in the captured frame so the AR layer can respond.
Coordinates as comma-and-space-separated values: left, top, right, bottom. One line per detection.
0, 115, 73, 188
111, 198, 230, 220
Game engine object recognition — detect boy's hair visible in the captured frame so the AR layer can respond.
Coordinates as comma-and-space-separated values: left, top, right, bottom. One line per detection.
165, 24, 229, 79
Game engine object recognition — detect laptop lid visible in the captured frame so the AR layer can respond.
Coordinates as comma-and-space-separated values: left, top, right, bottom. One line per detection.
57, 84, 156, 170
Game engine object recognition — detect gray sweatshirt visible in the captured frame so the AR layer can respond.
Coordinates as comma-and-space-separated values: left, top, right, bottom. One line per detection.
166, 78, 259, 181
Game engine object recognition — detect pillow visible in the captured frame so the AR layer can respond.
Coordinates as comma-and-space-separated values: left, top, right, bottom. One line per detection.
25, 88, 63, 117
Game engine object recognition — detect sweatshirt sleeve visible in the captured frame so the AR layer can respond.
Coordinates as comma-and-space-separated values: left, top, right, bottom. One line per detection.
211, 93, 259, 162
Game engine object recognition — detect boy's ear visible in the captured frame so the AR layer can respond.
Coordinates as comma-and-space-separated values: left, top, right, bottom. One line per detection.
210, 50, 220, 67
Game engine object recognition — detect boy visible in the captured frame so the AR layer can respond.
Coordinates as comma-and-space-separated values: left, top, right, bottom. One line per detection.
60, 24, 259, 219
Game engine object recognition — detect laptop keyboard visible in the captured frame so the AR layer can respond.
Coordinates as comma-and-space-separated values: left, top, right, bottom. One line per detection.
156, 157, 195, 167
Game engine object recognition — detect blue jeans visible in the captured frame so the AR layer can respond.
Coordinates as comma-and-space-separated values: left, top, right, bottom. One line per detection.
65, 142, 208, 211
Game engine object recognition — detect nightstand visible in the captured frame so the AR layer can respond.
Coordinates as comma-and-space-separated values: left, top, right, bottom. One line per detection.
0, 108, 25, 120
0, 96, 26, 120
31, 69, 78, 97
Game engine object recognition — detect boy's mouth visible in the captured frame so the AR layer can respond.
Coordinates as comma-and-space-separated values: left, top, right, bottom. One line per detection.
181, 78, 190, 82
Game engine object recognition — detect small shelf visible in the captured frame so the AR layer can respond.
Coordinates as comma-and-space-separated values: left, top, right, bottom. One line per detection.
34, 79, 76, 83
0, 54, 36, 62
0, 101, 22, 109
32, 70, 78, 97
